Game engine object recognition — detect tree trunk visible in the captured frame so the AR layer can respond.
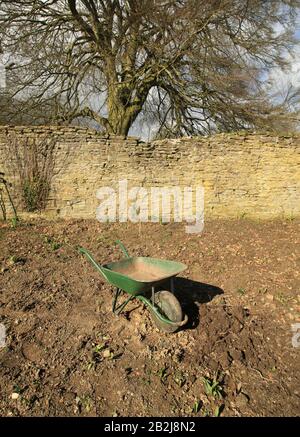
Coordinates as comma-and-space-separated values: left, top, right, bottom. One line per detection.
106, 84, 143, 136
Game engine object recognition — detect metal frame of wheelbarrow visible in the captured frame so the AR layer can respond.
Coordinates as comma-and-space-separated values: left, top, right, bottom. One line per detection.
78, 240, 188, 330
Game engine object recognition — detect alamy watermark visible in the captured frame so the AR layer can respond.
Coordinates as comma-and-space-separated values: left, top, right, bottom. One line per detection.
291, 323, 300, 348
0, 323, 6, 348
96, 180, 204, 233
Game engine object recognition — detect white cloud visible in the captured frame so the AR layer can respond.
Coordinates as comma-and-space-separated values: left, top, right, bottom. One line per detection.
266, 44, 300, 107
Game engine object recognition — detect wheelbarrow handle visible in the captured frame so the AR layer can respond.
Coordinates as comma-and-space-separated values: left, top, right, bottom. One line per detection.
78, 247, 109, 281
115, 240, 130, 258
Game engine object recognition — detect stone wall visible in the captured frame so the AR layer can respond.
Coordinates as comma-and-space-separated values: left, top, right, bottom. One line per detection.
0, 125, 299, 220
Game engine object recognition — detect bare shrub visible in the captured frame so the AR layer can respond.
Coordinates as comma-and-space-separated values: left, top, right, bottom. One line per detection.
3, 133, 57, 212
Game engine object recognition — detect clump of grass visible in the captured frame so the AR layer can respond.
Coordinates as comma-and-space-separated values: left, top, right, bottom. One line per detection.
11, 217, 19, 228
286, 214, 295, 222
192, 400, 201, 414
142, 368, 152, 386
237, 287, 246, 295
202, 376, 223, 399
44, 235, 62, 251
214, 405, 221, 417
275, 292, 291, 305
51, 241, 62, 251
13, 384, 24, 394
200, 404, 224, 417
76, 395, 92, 413
174, 370, 186, 387
192, 399, 203, 414
86, 360, 96, 371
7, 255, 25, 266
22, 179, 50, 212
97, 234, 115, 246
93, 343, 106, 354
157, 366, 168, 383
9, 255, 19, 265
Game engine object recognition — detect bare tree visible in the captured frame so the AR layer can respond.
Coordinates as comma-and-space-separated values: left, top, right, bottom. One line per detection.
0, 0, 299, 136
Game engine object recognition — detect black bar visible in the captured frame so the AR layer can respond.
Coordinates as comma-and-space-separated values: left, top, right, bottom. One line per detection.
0, 416, 296, 435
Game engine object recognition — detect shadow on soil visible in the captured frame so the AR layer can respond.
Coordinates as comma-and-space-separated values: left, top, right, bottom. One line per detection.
168, 277, 224, 330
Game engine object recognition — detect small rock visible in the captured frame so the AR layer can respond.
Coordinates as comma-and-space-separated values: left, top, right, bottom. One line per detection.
103, 349, 111, 358
11, 393, 19, 400
235, 392, 250, 409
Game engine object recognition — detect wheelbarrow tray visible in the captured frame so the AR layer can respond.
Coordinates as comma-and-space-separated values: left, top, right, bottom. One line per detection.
102, 257, 187, 295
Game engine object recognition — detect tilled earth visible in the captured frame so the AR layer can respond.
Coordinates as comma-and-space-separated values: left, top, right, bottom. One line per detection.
0, 219, 299, 417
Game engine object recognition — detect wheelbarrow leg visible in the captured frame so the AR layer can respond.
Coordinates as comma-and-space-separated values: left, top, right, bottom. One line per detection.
112, 288, 135, 315
112, 288, 121, 313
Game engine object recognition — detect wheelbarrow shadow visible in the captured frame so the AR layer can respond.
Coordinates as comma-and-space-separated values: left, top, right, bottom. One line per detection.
162, 277, 224, 330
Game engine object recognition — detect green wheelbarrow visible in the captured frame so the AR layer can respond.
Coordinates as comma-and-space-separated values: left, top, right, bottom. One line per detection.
78, 240, 188, 333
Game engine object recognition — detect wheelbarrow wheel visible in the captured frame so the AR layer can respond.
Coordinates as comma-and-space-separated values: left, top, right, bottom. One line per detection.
151, 290, 183, 333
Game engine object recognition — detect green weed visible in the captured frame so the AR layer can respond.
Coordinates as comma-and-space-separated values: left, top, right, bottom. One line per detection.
202, 376, 223, 399
192, 400, 201, 414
